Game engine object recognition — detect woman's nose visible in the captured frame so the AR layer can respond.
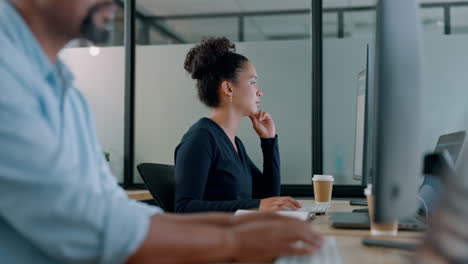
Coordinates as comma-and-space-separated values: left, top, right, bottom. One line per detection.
257, 88, 263, 97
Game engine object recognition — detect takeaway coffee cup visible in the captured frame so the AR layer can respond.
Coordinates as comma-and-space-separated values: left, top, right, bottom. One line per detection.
365, 184, 398, 236
312, 175, 334, 204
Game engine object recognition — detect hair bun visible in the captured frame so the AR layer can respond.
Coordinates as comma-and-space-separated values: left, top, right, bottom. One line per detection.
184, 37, 236, 80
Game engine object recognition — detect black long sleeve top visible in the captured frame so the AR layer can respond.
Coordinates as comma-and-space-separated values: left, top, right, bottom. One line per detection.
174, 117, 280, 213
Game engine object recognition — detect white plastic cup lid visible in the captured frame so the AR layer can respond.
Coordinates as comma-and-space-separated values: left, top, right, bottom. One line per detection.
312, 175, 334, 181
364, 184, 372, 195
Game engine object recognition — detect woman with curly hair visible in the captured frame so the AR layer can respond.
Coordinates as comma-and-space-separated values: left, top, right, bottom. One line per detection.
174, 37, 302, 213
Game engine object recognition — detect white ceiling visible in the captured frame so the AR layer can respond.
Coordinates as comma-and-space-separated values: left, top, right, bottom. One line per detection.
137, 0, 468, 16
137, 0, 311, 16
134, 0, 468, 42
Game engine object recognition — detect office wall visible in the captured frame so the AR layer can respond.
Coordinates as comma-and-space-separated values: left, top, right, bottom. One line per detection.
420, 35, 468, 152
61, 35, 468, 186
60, 47, 125, 183
134, 40, 312, 184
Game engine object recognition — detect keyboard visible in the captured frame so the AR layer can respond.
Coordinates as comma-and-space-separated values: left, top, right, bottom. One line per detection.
298, 202, 331, 215
275, 237, 343, 264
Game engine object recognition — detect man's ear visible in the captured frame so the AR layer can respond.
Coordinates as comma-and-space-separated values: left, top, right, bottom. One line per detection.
220, 80, 233, 97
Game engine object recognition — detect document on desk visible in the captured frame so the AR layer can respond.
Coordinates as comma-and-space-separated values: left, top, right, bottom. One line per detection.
235, 209, 312, 221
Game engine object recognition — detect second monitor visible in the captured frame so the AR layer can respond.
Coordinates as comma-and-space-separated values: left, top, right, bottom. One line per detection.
353, 44, 374, 186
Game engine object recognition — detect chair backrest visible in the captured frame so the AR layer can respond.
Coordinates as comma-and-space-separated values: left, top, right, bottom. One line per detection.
137, 163, 175, 212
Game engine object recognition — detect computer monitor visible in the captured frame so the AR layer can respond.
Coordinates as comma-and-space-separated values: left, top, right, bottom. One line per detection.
433, 131, 466, 162
419, 131, 466, 212
353, 44, 374, 185
353, 69, 366, 182
373, 0, 423, 222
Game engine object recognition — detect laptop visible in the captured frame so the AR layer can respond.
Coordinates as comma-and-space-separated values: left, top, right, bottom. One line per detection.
330, 131, 466, 231
329, 211, 428, 231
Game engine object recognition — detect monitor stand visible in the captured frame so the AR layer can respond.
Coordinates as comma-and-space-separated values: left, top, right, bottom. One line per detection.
350, 199, 368, 206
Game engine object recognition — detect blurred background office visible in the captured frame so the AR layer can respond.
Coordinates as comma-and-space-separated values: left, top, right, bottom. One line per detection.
60, 0, 468, 196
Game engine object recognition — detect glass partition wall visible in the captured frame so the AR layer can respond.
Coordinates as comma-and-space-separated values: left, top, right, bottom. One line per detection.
133, 0, 313, 186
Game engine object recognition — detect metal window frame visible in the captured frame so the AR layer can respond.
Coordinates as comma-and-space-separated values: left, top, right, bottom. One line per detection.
312, 0, 323, 179
123, 0, 136, 188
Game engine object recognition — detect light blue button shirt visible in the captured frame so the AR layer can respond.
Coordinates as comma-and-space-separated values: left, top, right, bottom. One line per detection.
0, 1, 162, 263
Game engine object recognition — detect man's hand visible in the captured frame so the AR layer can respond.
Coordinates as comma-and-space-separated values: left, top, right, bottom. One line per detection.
229, 216, 324, 262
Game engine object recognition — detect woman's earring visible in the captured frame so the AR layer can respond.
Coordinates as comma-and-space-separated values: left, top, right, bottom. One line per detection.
230, 95, 233, 103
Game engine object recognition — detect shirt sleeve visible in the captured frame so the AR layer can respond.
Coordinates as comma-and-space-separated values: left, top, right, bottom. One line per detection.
174, 129, 260, 213
0, 80, 161, 264
250, 135, 281, 199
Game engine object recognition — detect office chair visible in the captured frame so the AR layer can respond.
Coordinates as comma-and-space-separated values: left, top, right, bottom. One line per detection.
137, 163, 175, 213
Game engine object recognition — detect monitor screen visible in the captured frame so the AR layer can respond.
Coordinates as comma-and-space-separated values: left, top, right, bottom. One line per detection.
353, 70, 367, 181
434, 131, 466, 163
353, 44, 374, 185
419, 131, 466, 212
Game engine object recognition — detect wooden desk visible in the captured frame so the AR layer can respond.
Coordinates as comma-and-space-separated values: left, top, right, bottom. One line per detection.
126, 190, 153, 201
123, 194, 421, 263
303, 200, 422, 264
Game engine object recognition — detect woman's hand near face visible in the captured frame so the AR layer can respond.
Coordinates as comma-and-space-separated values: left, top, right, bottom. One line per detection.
249, 111, 276, 138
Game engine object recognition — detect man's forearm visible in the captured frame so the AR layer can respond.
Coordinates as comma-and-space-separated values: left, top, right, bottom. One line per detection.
161, 212, 236, 227
126, 214, 236, 264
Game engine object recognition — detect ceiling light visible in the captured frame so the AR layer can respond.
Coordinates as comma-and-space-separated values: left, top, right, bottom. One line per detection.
89, 46, 100, 56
